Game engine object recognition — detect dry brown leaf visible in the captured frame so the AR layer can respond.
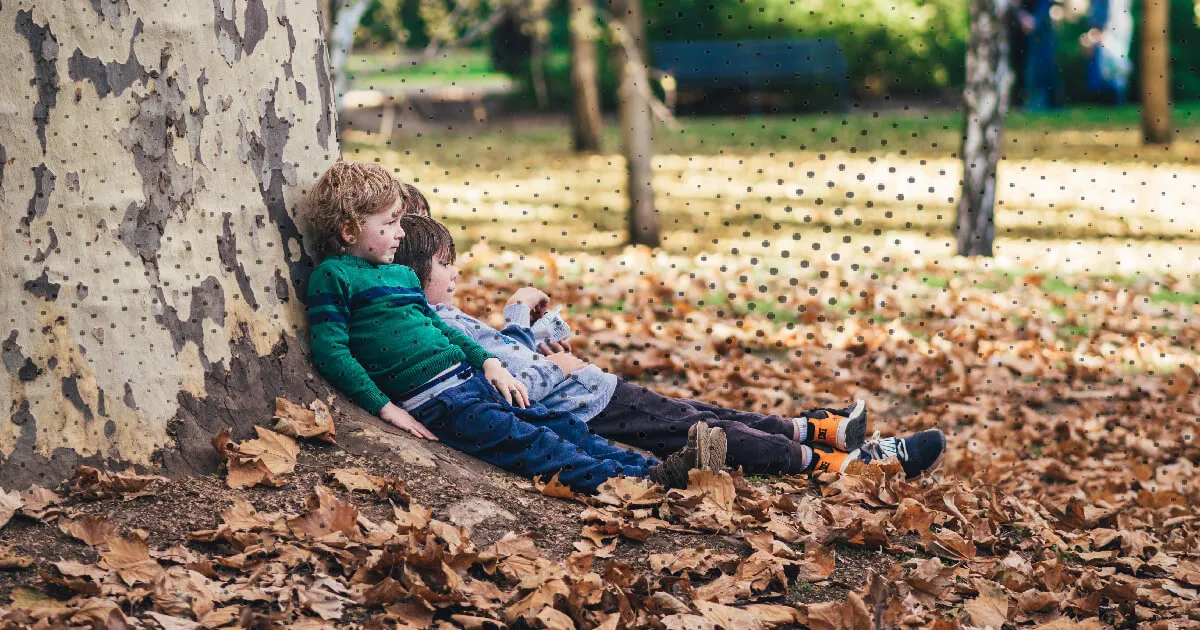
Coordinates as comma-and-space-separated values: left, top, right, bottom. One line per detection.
535, 474, 576, 499
58, 514, 120, 546
237, 427, 300, 476
660, 614, 717, 630
299, 577, 352, 621
328, 467, 385, 493
69, 465, 167, 500
741, 604, 805, 628
288, 486, 361, 541
0, 546, 35, 570
101, 531, 164, 585
273, 397, 337, 443
19, 486, 63, 519
146, 611, 200, 630
504, 578, 569, 623
534, 606, 575, 630
964, 579, 1010, 629
152, 566, 218, 619
804, 593, 872, 630
694, 601, 765, 630
213, 427, 298, 489
0, 488, 22, 529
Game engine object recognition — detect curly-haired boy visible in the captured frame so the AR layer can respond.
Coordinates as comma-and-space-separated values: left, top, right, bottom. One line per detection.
302, 160, 724, 492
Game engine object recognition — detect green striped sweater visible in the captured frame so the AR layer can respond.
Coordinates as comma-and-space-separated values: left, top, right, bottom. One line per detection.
304, 254, 494, 415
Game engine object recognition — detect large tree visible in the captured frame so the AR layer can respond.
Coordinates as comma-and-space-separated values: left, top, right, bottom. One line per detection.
956, 0, 1012, 257
607, 0, 659, 247
569, 0, 604, 153
1140, 0, 1172, 145
0, 0, 338, 488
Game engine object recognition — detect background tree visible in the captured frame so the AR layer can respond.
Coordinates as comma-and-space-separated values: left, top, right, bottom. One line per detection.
1140, 0, 1173, 144
956, 0, 1012, 257
607, 0, 659, 247
0, 0, 337, 488
569, 0, 604, 153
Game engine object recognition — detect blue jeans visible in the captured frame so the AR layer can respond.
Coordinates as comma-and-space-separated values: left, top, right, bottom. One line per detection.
408, 371, 655, 493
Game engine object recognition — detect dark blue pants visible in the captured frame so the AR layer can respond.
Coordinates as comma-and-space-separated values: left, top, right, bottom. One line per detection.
407, 371, 654, 493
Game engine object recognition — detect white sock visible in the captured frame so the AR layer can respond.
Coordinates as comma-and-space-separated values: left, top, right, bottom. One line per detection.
799, 445, 813, 469
792, 417, 807, 442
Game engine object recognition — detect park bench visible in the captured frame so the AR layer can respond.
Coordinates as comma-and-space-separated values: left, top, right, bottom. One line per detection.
652, 39, 850, 113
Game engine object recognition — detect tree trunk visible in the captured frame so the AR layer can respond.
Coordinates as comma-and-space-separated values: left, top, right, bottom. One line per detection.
1140, 0, 1172, 145
329, 0, 372, 113
569, 0, 604, 153
607, 0, 658, 247
956, 0, 1012, 257
0, 0, 338, 488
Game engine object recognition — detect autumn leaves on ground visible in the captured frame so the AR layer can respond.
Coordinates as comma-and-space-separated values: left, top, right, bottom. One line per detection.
0, 234, 1197, 628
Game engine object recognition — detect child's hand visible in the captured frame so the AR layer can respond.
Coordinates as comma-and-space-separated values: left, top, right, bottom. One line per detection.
507, 287, 550, 322
379, 402, 439, 441
536, 340, 573, 356
544, 352, 586, 375
483, 358, 530, 408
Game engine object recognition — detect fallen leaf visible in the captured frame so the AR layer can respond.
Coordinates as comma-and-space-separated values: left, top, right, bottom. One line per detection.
328, 468, 385, 493
0, 488, 22, 529
805, 593, 872, 630
0, 547, 34, 570
964, 579, 1010, 629
288, 486, 361, 541
58, 514, 120, 546
273, 397, 337, 443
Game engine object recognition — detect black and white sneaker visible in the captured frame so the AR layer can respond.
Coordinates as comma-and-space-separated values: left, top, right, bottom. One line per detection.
825, 429, 946, 479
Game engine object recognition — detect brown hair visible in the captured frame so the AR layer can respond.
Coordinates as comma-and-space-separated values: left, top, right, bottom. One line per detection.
401, 182, 430, 217
306, 160, 407, 255
393, 215, 456, 286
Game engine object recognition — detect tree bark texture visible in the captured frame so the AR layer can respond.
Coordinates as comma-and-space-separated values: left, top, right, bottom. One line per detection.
607, 0, 658, 247
329, 0, 371, 112
0, 0, 338, 488
1140, 0, 1172, 145
956, 0, 1012, 257
568, 0, 604, 153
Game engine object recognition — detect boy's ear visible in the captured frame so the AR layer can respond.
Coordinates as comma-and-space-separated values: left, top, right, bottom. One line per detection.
339, 220, 359, 246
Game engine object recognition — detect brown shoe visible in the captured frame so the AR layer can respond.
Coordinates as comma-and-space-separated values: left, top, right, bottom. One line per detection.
648, 444, 696, 489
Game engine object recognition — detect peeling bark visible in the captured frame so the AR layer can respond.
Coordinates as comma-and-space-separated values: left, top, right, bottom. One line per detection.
0, 0, 338, 488
956, 0, 1011, 257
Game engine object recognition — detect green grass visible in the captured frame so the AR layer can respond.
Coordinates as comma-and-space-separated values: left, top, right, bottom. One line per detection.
1150, 289, 1200, 304
347, 49, 510, 90
921, 275, 949, 288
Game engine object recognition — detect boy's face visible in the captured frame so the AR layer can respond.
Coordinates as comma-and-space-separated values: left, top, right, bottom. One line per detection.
343, 198, 404, 264
423, 251, 458, 306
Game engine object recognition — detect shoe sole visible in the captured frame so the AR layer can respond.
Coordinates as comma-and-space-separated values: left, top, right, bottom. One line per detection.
703, 427, 728, 473
693, 422, 710, 472
907, 430, 947, 480
837, 400, 867, 451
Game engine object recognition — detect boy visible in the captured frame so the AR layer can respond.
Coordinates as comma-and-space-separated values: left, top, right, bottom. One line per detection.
303, 160, 725, 492
393, 212, 947, 480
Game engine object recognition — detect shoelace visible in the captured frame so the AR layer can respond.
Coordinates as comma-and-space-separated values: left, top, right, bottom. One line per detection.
861, 431, 908, 462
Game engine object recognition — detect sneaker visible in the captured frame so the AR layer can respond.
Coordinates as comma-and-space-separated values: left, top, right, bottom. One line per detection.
648, 449, 692, 489
648, 423, 703, 489
810, 429, 946, 480
695, 423, 728, 474
799, 400, 868, 451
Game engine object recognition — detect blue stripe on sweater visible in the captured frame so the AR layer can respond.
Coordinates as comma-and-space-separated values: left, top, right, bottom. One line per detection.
350, 285, 427, 309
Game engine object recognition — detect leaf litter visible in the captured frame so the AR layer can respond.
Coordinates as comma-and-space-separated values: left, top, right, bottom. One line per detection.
0, 250, 1197, 628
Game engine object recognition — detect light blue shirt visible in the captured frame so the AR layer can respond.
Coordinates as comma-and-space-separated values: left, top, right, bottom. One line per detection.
432, 303, 619, 423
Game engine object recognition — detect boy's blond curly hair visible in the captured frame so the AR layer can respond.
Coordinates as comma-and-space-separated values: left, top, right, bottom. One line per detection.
307, 160, 407, 255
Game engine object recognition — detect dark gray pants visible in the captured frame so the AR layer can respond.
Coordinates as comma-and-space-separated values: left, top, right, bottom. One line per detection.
588, 380, 810, 475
